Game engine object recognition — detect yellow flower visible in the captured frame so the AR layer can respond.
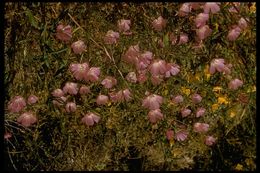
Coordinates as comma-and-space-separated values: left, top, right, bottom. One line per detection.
213, 86, 222, 92
229, 111, 236, 118
170, 139, 175, 147
181, 87, 191, 96
250, 3, 256, 14
247, 85, 256, 93
204, 65, 211, 80
235, 163, 243, 171
218, 96, 229, 105
212, 103, 219, 112
163, 89, 169, 96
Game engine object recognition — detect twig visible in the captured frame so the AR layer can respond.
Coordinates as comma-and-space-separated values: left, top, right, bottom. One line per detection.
7, 146, 18, 171
68, 13, 84, 31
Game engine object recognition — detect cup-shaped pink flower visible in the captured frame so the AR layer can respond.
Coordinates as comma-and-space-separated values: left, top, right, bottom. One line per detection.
126, 72, 137, 83
175, 130, 188, 141
196, 25, 212, 40
71, 40, 86, 54
148, 109, 164, 124
196, 107, 206, 118
169, 33, 178, 45
194, 13, 209, 28
193, 122, 209, 133
85, 67, 101, 82
52, 89, 64, 97
192, 94, 202, 104
8, 96, 26, 113
104, 30, 120, 44
96, 95, 109, 105
65, 102, 77, 113
178, 3, 191, 17
17, 112, 37, 127
109, 92, 119, 103
190, 3, 203, 10
79, 85, 91, 95
178, 33, 189, 45
123, 44, 140, 64
63, 82, 78, 95
142, 94, 163, 110
166, 129, 174, 141
69, 63, 89, 81
118, 19, 131, 32
152, 16, 167, 31
181, 108, 191, 117
203, 3, 220, 14
238, 17, 248, 30
172, 95, 183, 104
27, 95, 38, 105
101, 76, 117, 89
228, 79, 243, 90
136, 51, 153, 70
56, 24, 72, 42
165, 63, 180, 78
209, 58, 226, 74
52, 96, 67, 107
149, 59, 167, 76
205, 136, 216, 146
82, 112, 101, 126
227, 26, 241, 41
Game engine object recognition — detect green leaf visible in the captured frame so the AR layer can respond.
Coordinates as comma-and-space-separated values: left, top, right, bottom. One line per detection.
25, 9, 39, 29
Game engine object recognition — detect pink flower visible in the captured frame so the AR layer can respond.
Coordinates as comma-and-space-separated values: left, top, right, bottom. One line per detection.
228, 79, 243, 90
175, 130, 188, 141
166, 129, 174, 141
52, 96, 67, 107
85, 67, 101, 82
196, 25, 212, 40
126, 72, 137, 83
96, 95, 109, 105
4, 132, 12, 140
101, 76, 117, 89
137, 71, 148, 84
56, 24, 72, 42
109, 92, 119, 103
52, 89, 64, 97
81, 112, 100, 126
149, 59, 167, 76
65, 102, 77, 113
238, 17, 248, 30
178, 33, 189, 45
227, 25, 241, 41
148, 109, 164, 124
172, 95, 183, 104
27, 95, 38, 105
196, 107, 206, 118
71, 40, 86, 54
142, 94, 163, 110
203, 3, 220, 14
17, 112, 37, 127
8, 96, 26, 113
151, 75, 164, 86
123, 44, 140, 64
79, 85, 91, 95
181, 108, 191, 117
122, 89, 132, 102
136, 51, 153, 70
69, 63, 89, 81
205, 136, 216, 146
104, 30, 120, 44
152, 16, 167, 31
209, 58, 226, 74
193, 122, 209, 133
63, 82, 78, 95
165, 63, 180, 78
179, 3, 191, 17
192, 94, 202, 104
194, 13, 209, 28
118, 19, 131, 32
190, 3, 203, 10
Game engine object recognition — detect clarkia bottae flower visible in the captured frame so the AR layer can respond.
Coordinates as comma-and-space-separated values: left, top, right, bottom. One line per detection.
69, 63, 89, 81
175, 130, 188, 141
205, 136, 216, 146
63, 82, 78, 95
196, 107, 206, 118
8, 96, 26, 113
126, 72, 137, 83
203, 3, 220, 14
148, 109, 164, 124
104, 30, 120, 44
152, 16, 167, 31
178, 3, 191, 17
166, 129, 174, 141
52, 89, 64, 98
181, 108, 191, 117
85, 67, 101, 82
142, 94, 163, 110
82, 112, 101, 126
193, 122, 209, 133
56, 24, 72, 42
228, 79, 243, 90
101, 76, 117, 89
65, 102, 77, 113
71, 40, 86, 54
96, 95, 109, 105
17, 112, 37, 127
27, 95, 38, 105
192, 93, 202, 104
